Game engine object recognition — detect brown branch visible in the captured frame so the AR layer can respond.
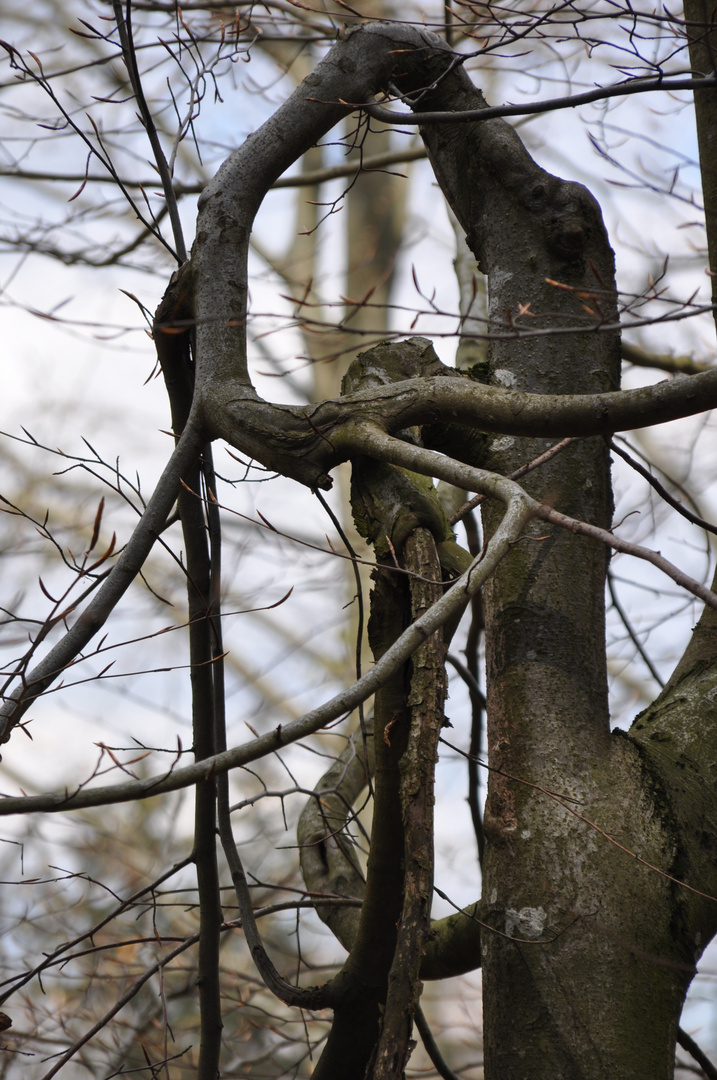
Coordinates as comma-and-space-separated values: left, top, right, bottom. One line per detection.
414, 1005, 461, 1080
0, 857, 193, 1006
622, 341, 712, 376
608, 437, 717, 537
365, 71, 717, 126
111, 1, 187, 261
537, 502, 717, 611
38, 935, 199, 1080
179, 464, 223, 1079
0, 147, 428, 194
677, 1026, 717, 1080
373, 528, 446, 1078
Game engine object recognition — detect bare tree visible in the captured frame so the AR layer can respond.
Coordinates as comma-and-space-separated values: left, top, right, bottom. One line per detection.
1, 2, 717, 1079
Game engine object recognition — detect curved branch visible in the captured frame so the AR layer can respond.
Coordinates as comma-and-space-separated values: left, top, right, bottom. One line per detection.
297, 711, 484, 982
297, 720, 372, 953
0, 457, 534, 816
218, 785, 345, 1010
191, 23, 431, 395
346, 423, 717, 611
414, 1005, 461, 1080
201, 357, 717, 494
3, 413, 716, 811
330, 365, 717, 442
185, 20, 717, 491
622, 341, 712, 376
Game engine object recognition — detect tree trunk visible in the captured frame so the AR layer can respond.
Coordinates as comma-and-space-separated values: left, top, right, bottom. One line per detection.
192, 26, 717, 1077
684, 0, 717, 317
390, 35, 710, 1080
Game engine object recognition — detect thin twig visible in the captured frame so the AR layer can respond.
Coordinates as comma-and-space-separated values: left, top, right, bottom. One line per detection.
607, 572, 665, 688
609, 437, 717, 537
0, 422, 205, 739
538, 503, 717, 611
449, 438, 578, 525
677, 1027, 717, 1079
415, 1005, 461, 1080
112, 1, 187, 260
363, 72, 717, 126
39, 936, 199, 1080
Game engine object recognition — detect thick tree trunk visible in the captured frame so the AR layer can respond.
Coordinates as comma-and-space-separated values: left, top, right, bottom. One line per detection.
388, 39, 709, 1080
684, 0, 717, 316
163, 23, 717, 1078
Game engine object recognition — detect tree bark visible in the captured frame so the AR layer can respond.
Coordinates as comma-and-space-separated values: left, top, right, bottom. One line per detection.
684, 0, 717, 318
387, 28, 714, 1080
372, 527, 446, 1079
7, 20, 717, 1079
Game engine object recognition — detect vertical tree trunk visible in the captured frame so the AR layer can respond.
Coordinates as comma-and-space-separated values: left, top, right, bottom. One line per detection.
683, 1, 717, 315
390, 39, 699, 1079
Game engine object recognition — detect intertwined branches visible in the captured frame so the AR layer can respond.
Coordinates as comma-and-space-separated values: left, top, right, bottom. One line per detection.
0, 3, 716, 1079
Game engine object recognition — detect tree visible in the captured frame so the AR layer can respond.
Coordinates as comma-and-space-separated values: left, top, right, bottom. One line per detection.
1, 2, 717, 1078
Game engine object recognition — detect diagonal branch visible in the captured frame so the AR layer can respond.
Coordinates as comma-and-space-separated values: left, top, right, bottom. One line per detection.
0, 464, 533, 816
0, 421, 205, 742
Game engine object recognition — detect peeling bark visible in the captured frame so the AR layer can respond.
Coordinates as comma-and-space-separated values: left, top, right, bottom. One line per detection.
372, 528, 446, 1080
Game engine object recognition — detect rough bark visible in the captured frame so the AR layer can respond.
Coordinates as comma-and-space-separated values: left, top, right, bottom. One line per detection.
684, 0, 717, 318
308, 344, 454, 1078
5, 20, 717, 1080
297, 719, 372, 954
372, 528, 446, 1080
309, 555, 410, 1079
386, 33, 711, 1080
